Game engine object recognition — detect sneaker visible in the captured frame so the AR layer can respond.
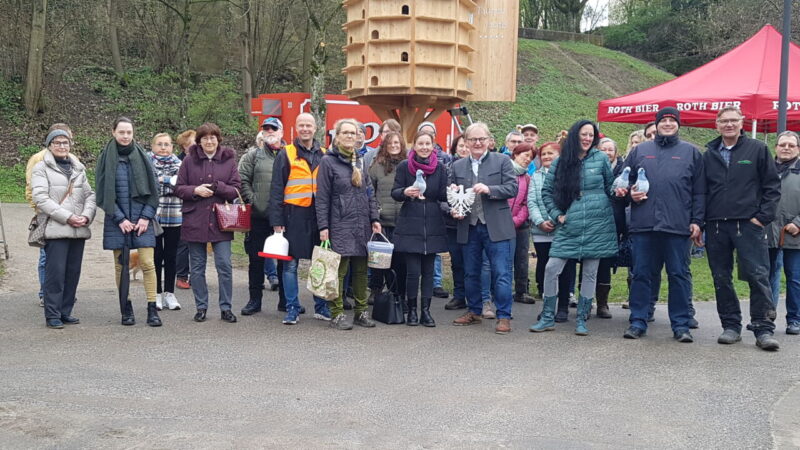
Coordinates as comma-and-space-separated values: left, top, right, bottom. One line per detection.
569, 293, 577, 308
481, 302, 496, 319
674, 331, 694, 343
353, 311, 376, 328
268, 275, 279, 291
444, 298, 467, 310
164, 292, 181, 310
330, 313, 353, 330
46, 318, 64, 329
433, 286, 449, 298
176, 278, 190, 289
787, 322, 800, 335
61, 316, 80, 325
241, 299, 262, 315
495, 318, 511, 335
452, 312, 482, 326
717, 329, 741, 344
282, 309, 299, 325
314, 305, 332, 321
278, 305, 306, 314
221, 310, 237, 323
623, 326, 646, 339
155, 294, 163, 311
755, 333, 780, 351
39, 297, 44, 307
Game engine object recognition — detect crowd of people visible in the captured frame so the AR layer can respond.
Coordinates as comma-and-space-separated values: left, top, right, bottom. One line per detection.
25, 106, 800, 351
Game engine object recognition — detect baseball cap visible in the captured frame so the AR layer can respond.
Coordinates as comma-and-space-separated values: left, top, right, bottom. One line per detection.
261, 117, 283, 130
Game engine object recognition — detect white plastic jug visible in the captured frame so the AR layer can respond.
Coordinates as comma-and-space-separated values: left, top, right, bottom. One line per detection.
258, 231, 292, 261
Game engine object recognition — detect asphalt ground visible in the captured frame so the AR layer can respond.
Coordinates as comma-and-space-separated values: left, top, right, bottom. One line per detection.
0, 203, 798, 449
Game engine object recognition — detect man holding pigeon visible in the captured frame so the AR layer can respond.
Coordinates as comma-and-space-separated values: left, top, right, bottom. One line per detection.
616, 107, 706, 342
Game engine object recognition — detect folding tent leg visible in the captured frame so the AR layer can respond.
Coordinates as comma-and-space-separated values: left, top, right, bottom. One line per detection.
752, 119, 758, 138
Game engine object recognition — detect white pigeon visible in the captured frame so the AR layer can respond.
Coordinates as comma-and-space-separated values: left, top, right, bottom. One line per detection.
612, 166, 631, 191
447, 185, 476, 217
413, 169, 427, 200
634, 167, 650, 194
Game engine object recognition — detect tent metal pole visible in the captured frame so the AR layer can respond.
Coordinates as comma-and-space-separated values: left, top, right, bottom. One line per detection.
778, 0, 792, 133
752, 119, 757, 138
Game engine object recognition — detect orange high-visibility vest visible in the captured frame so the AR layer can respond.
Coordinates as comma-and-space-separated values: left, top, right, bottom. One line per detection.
283, 144, 325, 207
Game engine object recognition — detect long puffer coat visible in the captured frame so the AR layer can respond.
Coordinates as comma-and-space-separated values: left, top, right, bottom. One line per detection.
542, 148, 618, 259
315, 147, 379, 257
31, 151, 96, 240
391, 159, 449, 255
102, 154, 157, 250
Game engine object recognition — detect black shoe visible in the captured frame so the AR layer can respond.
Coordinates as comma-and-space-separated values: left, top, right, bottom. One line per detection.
194, 309, 207, 322
353, 311, 376, 328
46, 318, 64, 329
406, 297, 419, 326
343, 298, 354, 310
756, 333, 780, 351
60, 316, 80, 325
674, 331, 693, 343
241, 299, 262, 316
688, 318, 699, 329
221, 310, 237, 323
513, 293, 536, 304
569, 297, 577, 308
121, 300, 135, 326
444, 298, 467, 310
717, 329, 741, 344
433, 287, 449, 298
420, 297, 436, 327
147, 303, 162, 327
277, 305, 306, 314
268, 275, 280, 291
554, 310, 568, 323
623, 326, 646, 339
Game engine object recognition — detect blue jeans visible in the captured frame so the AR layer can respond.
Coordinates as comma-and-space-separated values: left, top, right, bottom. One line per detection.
283, 257, 328, 315
481, 251, 491, 302
188, 241, 233, 311
782, 249, 800, 323
263, 258, 277, 278
464, 224, 513, 319
433, 254, 443, 287
38, 247, 46, 299
629, 232, 692, 333
769, 248, 783, 307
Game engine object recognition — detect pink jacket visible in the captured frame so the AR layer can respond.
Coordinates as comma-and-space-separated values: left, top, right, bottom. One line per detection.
508, 173, 529, 229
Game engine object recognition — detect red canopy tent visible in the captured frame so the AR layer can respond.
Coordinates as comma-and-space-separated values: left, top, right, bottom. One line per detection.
597, 24, 800, 133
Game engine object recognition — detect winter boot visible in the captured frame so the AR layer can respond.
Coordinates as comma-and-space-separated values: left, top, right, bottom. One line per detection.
419, 297, 436, 327
575, 296, 593, 336
596, 283, 612, 319
406, 297, 419, 326
147, 302, 162, 327
530, 295, 557, 332
121, 300, 135, 326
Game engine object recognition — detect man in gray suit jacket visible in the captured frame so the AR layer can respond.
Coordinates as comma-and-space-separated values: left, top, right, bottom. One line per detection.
449, 122, 518, 334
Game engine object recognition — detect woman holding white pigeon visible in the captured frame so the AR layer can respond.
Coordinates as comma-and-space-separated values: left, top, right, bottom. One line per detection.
392, 130, 448, 327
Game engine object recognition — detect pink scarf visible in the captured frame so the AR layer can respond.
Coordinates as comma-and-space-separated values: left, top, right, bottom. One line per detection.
407, 149, 438, 176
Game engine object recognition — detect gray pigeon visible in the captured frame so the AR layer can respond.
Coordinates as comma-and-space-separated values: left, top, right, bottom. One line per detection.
413, 169, 427, 200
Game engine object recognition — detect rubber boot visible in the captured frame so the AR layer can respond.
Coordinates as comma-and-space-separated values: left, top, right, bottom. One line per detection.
596, 283, 612, 319
419, 297, 435, 327
530, 295, 557, 332
575, 296, 592, 336
147, 302, 162, 327
121, 300, 135, 326
406, 297, 419, 326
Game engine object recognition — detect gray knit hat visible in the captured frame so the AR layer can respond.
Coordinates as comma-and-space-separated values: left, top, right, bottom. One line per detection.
44, 129, 70, 147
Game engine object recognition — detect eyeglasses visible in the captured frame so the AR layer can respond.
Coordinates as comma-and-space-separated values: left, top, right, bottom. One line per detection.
262, 125, 279, 131
200, 135, 218, 142
466, 137, 489, 144
50, 141, 70, 147
339, 131, 357, 136
717, 118, 742, 125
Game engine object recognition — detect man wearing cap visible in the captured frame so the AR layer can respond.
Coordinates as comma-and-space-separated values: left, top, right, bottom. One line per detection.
703, 106, 781, 351
239, 117, 290, 316
617, 107, 705, 343
269, 113, 332, 324
518, 123, 539, 148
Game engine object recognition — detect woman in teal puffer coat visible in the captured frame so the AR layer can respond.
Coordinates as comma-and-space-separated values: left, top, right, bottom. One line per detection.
530, 120, 617, 336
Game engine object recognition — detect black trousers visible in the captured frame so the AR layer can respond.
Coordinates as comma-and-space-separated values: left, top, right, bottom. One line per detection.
405, 253, 436, 300
513, 226, 530, 294
244, 217, 286, 305
533, 241, 576, 310
368, 226, 407, 297
155, 226, 180, 293
43, 238, 85, 320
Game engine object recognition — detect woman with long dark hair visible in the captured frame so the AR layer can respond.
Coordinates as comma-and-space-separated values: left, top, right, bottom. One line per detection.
530, 120, 617, 335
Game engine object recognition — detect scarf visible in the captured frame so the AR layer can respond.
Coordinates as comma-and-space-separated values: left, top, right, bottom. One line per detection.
407, 149, 438, 176
511, 160, 527, 176
96, 138, 159, 215
776, 157, 797, 177
338, 145, 354, 160
55, 156, 73, 178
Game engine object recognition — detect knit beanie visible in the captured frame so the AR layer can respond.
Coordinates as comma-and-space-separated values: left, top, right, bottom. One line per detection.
44, 129, 70, 147
655, 107, 681, 127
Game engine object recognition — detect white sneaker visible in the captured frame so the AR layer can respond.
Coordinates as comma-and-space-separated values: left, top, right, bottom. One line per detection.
155, 293, 163, 310
481, 301, 496, 319
164, 292, 181, 310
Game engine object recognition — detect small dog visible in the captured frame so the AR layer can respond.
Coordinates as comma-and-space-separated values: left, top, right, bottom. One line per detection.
129, 251, 141, 280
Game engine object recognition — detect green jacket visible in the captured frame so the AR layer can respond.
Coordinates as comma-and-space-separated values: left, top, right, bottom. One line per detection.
368, 159, 404, 228
542, 148, 618, 260
238, 145, 280, 220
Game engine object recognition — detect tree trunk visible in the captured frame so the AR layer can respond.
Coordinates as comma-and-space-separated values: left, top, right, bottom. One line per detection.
179, 0, 191, 130
23, 0, 47, 116
108, 0, 125, 84
239, 0, 253, 115
301, 18, 313, 93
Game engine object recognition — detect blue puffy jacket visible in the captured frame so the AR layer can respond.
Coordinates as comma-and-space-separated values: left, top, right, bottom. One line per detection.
102, 157, 157, 250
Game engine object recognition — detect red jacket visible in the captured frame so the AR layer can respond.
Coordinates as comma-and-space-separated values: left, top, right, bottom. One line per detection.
174, 144, 242, 243
508, 173, 530, 229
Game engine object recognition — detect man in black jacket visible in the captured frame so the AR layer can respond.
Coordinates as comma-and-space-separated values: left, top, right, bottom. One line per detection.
618, 107, 705, 343
703, 106, 781, 351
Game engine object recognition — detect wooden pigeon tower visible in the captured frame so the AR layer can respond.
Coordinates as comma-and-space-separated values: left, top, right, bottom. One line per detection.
342, 0, 518, 143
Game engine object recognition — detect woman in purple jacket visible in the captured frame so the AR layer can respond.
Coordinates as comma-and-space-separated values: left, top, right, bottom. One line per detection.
174, 122, 242, 324
509, 143, 535, 304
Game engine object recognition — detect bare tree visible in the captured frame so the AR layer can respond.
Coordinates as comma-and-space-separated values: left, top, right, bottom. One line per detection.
108, 0, 125, 84
23, 0, 46, 115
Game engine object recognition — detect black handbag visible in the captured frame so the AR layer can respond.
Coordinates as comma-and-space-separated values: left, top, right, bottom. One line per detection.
371, 271, 405, 325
